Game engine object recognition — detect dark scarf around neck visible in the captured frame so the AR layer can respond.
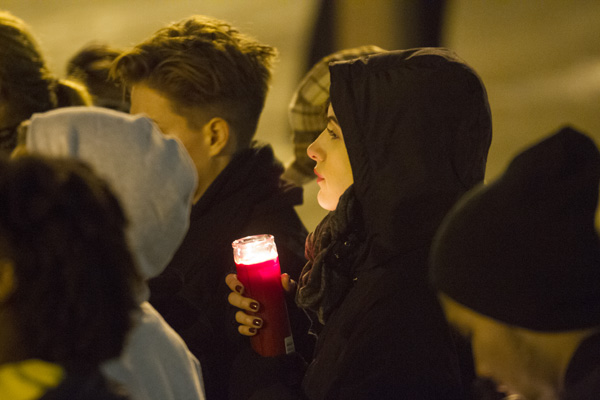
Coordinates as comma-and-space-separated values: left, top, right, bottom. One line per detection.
296, 186, 366, 324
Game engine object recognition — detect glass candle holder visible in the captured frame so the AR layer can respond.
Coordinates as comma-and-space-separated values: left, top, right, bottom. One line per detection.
232, 234, 295, 357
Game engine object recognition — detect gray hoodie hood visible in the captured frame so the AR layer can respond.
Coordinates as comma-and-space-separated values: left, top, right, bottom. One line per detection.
25, 106, 197, 288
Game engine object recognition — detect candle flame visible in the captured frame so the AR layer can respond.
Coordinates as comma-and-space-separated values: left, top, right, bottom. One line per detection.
232, 234, 278, 265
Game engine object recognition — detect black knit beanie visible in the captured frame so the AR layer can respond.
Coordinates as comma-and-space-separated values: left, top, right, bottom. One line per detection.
430, 126, 600, 331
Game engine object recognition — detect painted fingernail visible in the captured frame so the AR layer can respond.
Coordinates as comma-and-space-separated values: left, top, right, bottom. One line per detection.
249, 302, 259, 311
235, 285, 243, 293
253, 319, 262, 327
249, 327, 256, 334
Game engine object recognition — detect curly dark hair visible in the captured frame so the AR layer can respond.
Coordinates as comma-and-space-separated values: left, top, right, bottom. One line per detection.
0, 155, 140, 371
111, 15, 277, 150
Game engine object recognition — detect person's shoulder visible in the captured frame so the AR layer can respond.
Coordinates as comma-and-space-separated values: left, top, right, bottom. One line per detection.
131, 302, 197, 354
103, 302, 204, 399
116, 302, 201, 377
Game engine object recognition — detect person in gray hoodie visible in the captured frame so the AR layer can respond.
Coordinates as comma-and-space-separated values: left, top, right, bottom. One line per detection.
17, 106, 206, 400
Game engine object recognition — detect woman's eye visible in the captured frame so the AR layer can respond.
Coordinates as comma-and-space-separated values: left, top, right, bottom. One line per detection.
327, 127, 338, 139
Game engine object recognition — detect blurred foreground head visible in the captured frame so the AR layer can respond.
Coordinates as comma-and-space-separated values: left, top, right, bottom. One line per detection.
0, 155, 139, 370
431, 126, 600, 399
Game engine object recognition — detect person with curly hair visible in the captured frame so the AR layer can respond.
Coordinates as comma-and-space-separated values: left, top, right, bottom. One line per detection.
19, 106, 205, 400
0, 155, 139, 399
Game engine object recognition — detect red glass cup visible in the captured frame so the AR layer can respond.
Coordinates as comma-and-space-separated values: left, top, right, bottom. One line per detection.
232, 234, 295, 357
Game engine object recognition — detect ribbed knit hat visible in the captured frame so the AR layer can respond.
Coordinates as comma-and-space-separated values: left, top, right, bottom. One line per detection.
430, 126, 600, 331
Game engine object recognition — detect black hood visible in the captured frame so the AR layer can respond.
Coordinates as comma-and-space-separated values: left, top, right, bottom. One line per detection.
329, 48, 492, 268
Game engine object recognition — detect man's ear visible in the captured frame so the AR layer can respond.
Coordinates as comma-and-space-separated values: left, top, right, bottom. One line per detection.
203, 117, 232, 156
0, 259, 15, 303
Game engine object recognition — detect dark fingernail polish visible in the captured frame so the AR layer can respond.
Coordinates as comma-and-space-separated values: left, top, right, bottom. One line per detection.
249, 327, 256, 334
249, 302, 259, 311
235, 285, 243, 293
253, 319, 262, 327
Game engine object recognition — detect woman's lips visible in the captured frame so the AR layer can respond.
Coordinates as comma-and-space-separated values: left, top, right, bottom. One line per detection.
314, 169, 324, 183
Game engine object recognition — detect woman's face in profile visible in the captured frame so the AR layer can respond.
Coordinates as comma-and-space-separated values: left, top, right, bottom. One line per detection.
307, 104, 354, 211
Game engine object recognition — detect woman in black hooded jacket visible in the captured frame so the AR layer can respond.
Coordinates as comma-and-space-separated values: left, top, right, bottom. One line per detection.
226, 48, 492, 399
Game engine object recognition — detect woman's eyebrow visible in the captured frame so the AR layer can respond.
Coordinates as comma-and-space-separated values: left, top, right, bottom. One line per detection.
326, 115, 340, 126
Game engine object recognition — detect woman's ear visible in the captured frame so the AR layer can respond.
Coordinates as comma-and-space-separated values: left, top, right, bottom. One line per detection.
203, 117, 233, 156
0, 259, 15, 303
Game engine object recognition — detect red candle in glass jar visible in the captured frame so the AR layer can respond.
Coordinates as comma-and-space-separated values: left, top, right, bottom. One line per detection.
232, 234, 295, 357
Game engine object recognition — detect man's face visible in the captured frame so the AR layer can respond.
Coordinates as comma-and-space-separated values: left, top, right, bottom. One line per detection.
130, 83, 212, 199
440, 294, 558, 400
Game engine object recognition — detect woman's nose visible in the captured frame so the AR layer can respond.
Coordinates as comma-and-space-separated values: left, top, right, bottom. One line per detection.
307, 130, 325, 161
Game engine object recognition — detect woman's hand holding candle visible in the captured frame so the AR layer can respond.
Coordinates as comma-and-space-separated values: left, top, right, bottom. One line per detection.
226, 273, 296, 337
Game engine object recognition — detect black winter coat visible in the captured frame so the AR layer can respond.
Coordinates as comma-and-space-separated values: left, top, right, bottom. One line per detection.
149, 144, 310, 400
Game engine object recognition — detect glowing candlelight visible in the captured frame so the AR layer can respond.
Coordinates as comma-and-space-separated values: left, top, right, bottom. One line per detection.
232, 234, 295, 357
